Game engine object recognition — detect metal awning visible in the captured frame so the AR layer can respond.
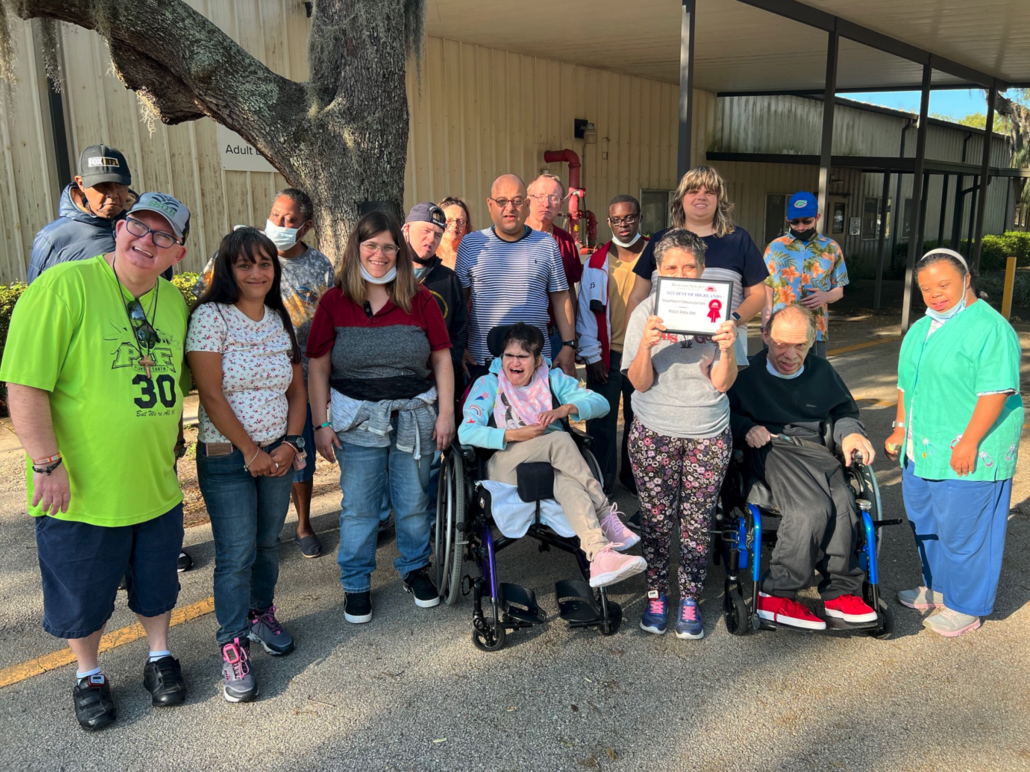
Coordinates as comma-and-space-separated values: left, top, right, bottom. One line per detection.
425, 0, 1030, 91
706, 152, 1030, 178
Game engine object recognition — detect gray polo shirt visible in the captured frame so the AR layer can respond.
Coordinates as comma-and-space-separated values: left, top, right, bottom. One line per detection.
621, 294, 730, 439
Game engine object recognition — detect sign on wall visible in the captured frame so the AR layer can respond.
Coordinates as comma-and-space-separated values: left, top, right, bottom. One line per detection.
217, 125, 276, 173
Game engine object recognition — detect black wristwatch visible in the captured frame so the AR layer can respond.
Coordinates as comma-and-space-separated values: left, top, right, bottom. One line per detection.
562, 339, 578, 350
283, 435, 305, 453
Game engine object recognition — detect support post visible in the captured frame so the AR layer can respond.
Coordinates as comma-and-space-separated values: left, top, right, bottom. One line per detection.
1001, 256, 1017, 319
817, 24, 840, 234
676, 0, 696, 179
971, 83, 998, 276
900, 63, 932, 333
937, 174, 949, 246
873, 169, 891, 311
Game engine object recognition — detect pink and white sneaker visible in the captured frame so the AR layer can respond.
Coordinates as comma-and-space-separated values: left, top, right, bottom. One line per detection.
599, 503, 640, 552
589, 546, 646, 588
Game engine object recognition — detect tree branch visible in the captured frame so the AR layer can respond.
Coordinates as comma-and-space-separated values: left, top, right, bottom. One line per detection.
7, 0, 308, 177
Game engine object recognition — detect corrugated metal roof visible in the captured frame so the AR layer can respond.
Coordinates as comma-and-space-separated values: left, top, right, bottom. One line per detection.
425, 0, 1030, 91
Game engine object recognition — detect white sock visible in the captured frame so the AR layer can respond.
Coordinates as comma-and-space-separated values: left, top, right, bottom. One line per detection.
148, 650, 171, 663
76, 666, 101, 681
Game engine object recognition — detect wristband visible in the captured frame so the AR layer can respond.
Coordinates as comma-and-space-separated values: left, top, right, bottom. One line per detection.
32, 452, 61, 466
32, 457, 63, 476
316, 422, 332, 430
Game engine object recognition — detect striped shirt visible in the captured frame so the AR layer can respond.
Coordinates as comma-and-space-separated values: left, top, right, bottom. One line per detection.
455, 226, 568, 364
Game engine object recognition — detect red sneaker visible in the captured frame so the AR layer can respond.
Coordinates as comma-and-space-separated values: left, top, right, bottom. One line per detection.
824, 594, 877, 624
757, 592, 826, 630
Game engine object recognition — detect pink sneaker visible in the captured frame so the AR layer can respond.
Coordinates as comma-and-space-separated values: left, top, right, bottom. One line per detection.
589, 546, 646, 588
599, 503, 640, 552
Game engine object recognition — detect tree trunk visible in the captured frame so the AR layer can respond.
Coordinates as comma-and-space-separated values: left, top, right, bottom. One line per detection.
0, 0, 421, 266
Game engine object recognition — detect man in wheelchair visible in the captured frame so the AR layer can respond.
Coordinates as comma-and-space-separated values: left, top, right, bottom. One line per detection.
728, 305, 877, 630
458, 323, 646, 588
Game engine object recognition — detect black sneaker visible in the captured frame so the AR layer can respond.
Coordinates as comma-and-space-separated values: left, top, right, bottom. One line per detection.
344, 591, 372, 624
143, 656, 187, 707
177, 550, 194, 572
403, 567, 440, 609
73, 674, 116, 731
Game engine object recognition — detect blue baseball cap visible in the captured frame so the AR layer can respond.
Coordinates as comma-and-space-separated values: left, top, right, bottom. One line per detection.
787, 192, 818, 219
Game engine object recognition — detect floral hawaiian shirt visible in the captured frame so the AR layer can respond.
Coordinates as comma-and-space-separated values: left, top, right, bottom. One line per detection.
763, 233, 848, 341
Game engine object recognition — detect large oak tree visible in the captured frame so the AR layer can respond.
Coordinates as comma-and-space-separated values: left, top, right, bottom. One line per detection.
0, 0, 425, 262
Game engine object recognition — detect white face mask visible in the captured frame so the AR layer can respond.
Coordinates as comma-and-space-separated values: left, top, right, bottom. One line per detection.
264, 219, 301, 251
611, 232, 642, 249
360, 265, 397, 285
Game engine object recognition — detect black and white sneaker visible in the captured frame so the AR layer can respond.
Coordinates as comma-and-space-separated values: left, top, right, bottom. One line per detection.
177, 550, 193, 573
344, 591, 372, 624
403, 567, 441, 608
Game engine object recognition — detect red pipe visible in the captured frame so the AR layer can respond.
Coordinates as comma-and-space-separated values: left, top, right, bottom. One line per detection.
544, 149, 584, 239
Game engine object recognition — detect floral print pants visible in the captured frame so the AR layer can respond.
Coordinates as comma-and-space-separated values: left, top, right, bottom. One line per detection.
627, 419, 731, 600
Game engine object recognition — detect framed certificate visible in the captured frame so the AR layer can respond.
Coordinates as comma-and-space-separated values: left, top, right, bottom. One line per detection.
653, 277, 734, 336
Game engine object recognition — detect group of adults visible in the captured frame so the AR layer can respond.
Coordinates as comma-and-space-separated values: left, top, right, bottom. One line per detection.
2, 143, 1021, 732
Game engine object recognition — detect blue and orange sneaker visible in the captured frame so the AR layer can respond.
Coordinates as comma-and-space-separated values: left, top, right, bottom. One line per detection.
639, 590, 668, 635
675, 598, 704, 639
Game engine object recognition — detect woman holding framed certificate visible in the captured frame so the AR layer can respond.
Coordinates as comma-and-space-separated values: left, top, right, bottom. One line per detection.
622, 229, 739, 641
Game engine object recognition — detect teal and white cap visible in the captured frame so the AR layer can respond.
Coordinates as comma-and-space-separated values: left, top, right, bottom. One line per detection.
129, 192, 191, 242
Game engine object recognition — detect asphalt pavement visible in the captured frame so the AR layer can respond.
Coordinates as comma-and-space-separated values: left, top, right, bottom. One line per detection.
0, 309, 1028, 772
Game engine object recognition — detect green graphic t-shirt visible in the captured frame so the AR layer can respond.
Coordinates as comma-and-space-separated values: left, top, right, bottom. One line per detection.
0, 256, 190, 526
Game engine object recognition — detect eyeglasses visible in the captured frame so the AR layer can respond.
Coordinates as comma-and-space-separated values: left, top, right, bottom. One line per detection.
125, 217, 180, 249
788, 217, 817, 227
127, 300, 160, 347
608, 215, 640, 226
529, 194, 562, 205
360, 240, 400, 257
446, 218, 467, 229
489, 197, 526, 210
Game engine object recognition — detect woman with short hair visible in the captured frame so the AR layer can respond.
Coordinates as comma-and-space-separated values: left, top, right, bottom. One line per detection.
623, 229, 739, 640
306, 211, 455, 625
436, 196, 473, 270
885, 248, 1023, 637
187, 228, 307, 703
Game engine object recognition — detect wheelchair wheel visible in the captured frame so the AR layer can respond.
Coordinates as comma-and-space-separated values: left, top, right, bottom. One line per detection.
855, 464, 886, 558
599, 601, 623, 636
869, 598, 895, 640
434, 450, 467, 606
471, 621, 506, 652
723, 591, 751, 636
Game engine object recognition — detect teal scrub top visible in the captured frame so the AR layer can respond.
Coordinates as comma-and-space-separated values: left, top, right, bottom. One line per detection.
897, 300, 1022, 482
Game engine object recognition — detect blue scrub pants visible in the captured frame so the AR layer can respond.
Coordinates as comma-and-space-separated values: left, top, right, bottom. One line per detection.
902, 462, 1013, 617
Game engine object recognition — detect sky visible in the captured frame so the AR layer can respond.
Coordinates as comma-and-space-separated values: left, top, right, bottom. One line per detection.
845, 89, 988, 120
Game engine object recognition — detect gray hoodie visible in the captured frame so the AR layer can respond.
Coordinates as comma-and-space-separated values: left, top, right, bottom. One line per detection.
27, 184, 123, 283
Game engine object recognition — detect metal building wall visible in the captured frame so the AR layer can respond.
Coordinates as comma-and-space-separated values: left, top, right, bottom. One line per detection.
0, 6, 707, 283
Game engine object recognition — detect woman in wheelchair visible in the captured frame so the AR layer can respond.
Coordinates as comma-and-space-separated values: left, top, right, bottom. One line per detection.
458, 323, 646, 588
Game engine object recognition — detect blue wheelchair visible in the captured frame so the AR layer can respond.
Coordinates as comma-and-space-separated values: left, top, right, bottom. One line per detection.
714, 427, 900, 639
433, 333, 623, 652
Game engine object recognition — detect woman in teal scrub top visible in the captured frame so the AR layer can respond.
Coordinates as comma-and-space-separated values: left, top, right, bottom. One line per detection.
885, 248, 1023, 637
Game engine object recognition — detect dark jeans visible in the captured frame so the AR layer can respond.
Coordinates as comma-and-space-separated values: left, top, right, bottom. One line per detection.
585, 350, 634, 492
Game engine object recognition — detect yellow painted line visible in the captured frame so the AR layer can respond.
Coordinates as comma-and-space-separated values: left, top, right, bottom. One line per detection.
0, 596, 214, 690
827, 336, 902, 357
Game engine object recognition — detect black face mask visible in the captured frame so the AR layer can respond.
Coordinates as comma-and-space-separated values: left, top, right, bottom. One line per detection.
789, 227, 817, 242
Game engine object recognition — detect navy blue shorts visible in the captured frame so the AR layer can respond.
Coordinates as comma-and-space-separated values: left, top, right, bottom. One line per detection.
293, 405, 316, 484
35, 504, 184, 639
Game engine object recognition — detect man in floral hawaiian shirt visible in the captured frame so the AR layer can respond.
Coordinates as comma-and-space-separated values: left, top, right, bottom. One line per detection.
761, 191, 848, 358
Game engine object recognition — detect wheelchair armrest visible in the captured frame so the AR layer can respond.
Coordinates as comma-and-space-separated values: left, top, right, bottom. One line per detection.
566, 424, 593, 450
451, 437, 476, 463
732, 449, 744, 465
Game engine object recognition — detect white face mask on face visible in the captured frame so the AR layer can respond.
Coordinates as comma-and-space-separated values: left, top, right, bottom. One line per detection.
360, 265, 397, 285
265, 219, 301, 251
611, 232, 642, 248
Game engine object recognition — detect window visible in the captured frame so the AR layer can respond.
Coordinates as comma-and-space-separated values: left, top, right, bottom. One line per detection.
764, 193, 787, 246
862, 197, 880, 240
639, 190, 670, 238
831, 201, 846, 234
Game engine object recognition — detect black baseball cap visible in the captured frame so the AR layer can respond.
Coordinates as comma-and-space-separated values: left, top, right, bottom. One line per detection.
405, 202, 447, 231
77, 144, 132, 188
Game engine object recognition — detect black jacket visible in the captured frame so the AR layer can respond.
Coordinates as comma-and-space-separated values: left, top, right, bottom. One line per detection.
417, 256, 468, 375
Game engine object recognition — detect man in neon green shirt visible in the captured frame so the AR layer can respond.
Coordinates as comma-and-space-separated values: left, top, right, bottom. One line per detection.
2, 193, 192, 731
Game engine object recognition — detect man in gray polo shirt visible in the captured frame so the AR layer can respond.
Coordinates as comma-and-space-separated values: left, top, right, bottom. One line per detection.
455, 174, 578, 377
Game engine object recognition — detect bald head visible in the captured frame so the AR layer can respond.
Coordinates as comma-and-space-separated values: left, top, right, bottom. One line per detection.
764, 305, 816, 375
488, 174, 529, 239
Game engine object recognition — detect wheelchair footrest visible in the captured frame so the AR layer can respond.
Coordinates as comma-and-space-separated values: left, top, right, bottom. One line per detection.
500, 583, 547, 625
555, 580, 605, 628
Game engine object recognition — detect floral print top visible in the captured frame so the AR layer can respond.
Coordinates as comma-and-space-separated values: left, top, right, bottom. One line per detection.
763, 233, 848, 341
186, 303, 294, 444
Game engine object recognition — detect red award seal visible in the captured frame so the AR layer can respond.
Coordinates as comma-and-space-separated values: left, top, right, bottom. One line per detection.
707, 299, 723, 324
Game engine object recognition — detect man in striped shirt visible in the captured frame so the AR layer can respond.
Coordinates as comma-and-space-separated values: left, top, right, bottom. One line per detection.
456, 174, 578, 377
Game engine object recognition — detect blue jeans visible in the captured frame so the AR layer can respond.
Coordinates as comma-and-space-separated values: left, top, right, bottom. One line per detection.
379, 450, 440, 523
335, 435, 434, 592
197, 441, 294, 644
